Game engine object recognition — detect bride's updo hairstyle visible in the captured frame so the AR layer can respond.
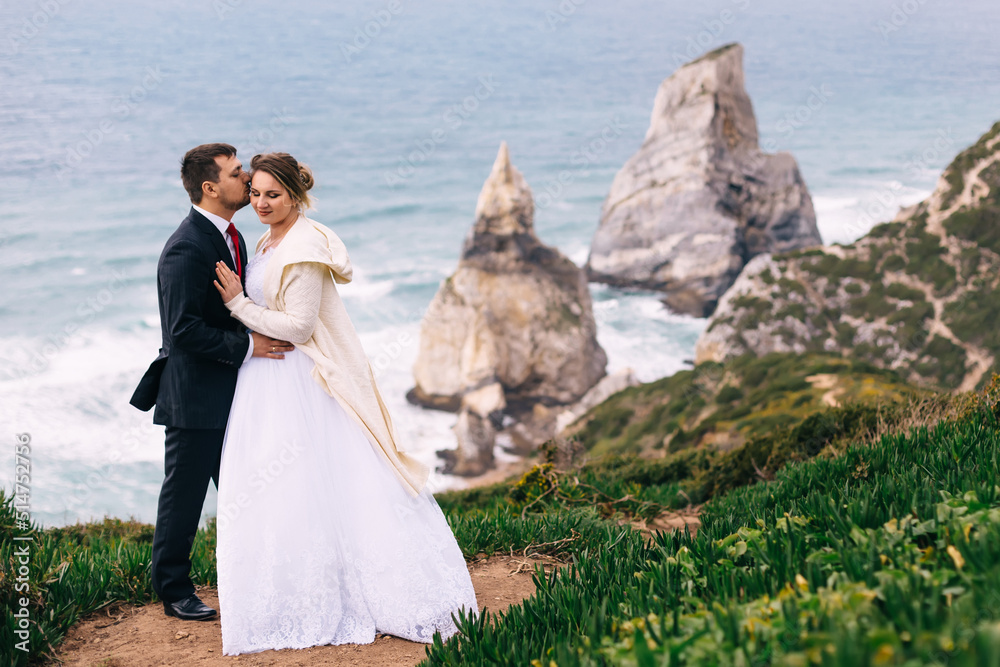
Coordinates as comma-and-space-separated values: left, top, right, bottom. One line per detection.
250, 152, 315, 210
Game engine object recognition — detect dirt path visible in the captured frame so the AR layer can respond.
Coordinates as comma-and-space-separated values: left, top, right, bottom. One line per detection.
629, 507, 702, 539
919, 141, 1000, 392
49, 557, 548, 667
806, 374, 845, 407
925, 135, 1000, 240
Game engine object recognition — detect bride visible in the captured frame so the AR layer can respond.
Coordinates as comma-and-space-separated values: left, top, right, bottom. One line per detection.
212, 152, 477, 656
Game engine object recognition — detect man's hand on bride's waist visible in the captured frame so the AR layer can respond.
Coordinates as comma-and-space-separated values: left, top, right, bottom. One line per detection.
251, 332, 295, 359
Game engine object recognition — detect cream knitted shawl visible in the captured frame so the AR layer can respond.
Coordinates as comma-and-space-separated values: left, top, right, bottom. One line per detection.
224, 215, 429, 496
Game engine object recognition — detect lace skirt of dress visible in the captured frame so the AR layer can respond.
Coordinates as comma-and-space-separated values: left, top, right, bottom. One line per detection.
216, 349, 478, 656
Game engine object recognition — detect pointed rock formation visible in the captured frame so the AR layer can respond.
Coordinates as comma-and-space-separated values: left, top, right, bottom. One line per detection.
586, 43, 822, 317
411, 142, 608, 475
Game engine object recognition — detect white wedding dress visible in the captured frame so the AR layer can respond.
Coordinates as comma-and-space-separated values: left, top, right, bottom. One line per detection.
216, 248, 478, 656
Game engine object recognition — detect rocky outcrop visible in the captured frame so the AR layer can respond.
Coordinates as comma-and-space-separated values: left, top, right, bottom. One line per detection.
586, 43, 821, 317
696, 121, 1000, 393
412, 142, 608, 475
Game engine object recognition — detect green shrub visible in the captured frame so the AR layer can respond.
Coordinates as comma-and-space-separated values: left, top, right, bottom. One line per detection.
844, 281, 863, 295
776, 277, 807, 296
836, 321, 857, 346
867, 221, 905, 238
802, 253, 840, 276
881, 253, 906, 272
939, 120, 1000, 209
943, 199, 1000, 256
715, 385, 743, 404
775, 302, 807, 320
779, 247, 826, 260
850, 281, 901, 320
575, 405, 635, 448
958, 246, 983, 280
905, 229, 957, 294
731, 294, 771, 320
885, 282, 925, 302
944, 284, 1000, 358
916, 335, 969, 389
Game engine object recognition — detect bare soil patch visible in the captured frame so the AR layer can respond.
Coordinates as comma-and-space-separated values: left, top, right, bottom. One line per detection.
628, 506, 702, 540
50, 557, 545, 667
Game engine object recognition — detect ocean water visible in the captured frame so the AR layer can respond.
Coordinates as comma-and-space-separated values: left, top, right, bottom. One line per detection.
2, 0, 998, 526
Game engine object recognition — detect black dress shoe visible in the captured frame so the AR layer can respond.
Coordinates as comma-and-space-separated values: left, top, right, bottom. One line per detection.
163, 594, 217, 621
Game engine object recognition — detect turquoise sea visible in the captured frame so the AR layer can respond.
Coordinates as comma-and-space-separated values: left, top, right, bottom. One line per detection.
1, 0, 998, 526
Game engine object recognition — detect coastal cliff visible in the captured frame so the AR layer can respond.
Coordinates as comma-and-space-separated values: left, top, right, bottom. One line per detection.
696, 121, 1000, 392
586, 43, 821, 317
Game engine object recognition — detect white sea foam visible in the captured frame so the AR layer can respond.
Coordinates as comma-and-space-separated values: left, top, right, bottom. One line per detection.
340, 264, 399, 302
357, 320, 461, 492
342, 277, 398, 302
814, 185, 932, 246
0, 325, 169, 525
0, 326, 166, 466
568, 244, 590, 268
590, 287, 706, 383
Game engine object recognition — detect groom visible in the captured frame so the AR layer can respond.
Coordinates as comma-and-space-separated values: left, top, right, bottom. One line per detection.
130, 143, 294, 621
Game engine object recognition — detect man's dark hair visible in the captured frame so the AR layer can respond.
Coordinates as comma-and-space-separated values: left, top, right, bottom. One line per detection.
180, 143, 237, 204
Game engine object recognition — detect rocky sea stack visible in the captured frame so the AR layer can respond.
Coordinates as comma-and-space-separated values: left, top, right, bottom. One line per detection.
411, 142, 608, 475
696, 121, 1000, 393
586, 43, 821, 317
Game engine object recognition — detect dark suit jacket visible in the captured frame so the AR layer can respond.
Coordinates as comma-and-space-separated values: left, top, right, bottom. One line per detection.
130, 208, 250, 429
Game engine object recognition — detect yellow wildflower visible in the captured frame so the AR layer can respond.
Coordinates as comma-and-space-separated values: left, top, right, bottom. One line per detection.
947, 545, 965, 570
873, 644, 895, 664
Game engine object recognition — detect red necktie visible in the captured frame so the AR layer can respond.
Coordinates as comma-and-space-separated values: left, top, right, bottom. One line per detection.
226, 223, 243, 279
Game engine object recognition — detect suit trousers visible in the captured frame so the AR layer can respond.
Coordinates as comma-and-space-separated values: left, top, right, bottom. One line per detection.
151, 426, 224, 603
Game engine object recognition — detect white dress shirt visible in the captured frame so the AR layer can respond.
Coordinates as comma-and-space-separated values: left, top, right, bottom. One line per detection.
192, 205, 254, 362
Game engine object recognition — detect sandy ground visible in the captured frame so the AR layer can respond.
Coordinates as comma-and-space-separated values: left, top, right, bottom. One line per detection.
49, 556, 548, 667
635, 507, 701, 537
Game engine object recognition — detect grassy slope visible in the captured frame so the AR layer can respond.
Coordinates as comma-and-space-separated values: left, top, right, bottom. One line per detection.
561, 352, 921, 459
3, 369, 995, 665
424, 379, 1000, 666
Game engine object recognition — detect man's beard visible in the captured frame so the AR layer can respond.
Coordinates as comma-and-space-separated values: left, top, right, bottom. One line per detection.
220, 189, 251, 212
